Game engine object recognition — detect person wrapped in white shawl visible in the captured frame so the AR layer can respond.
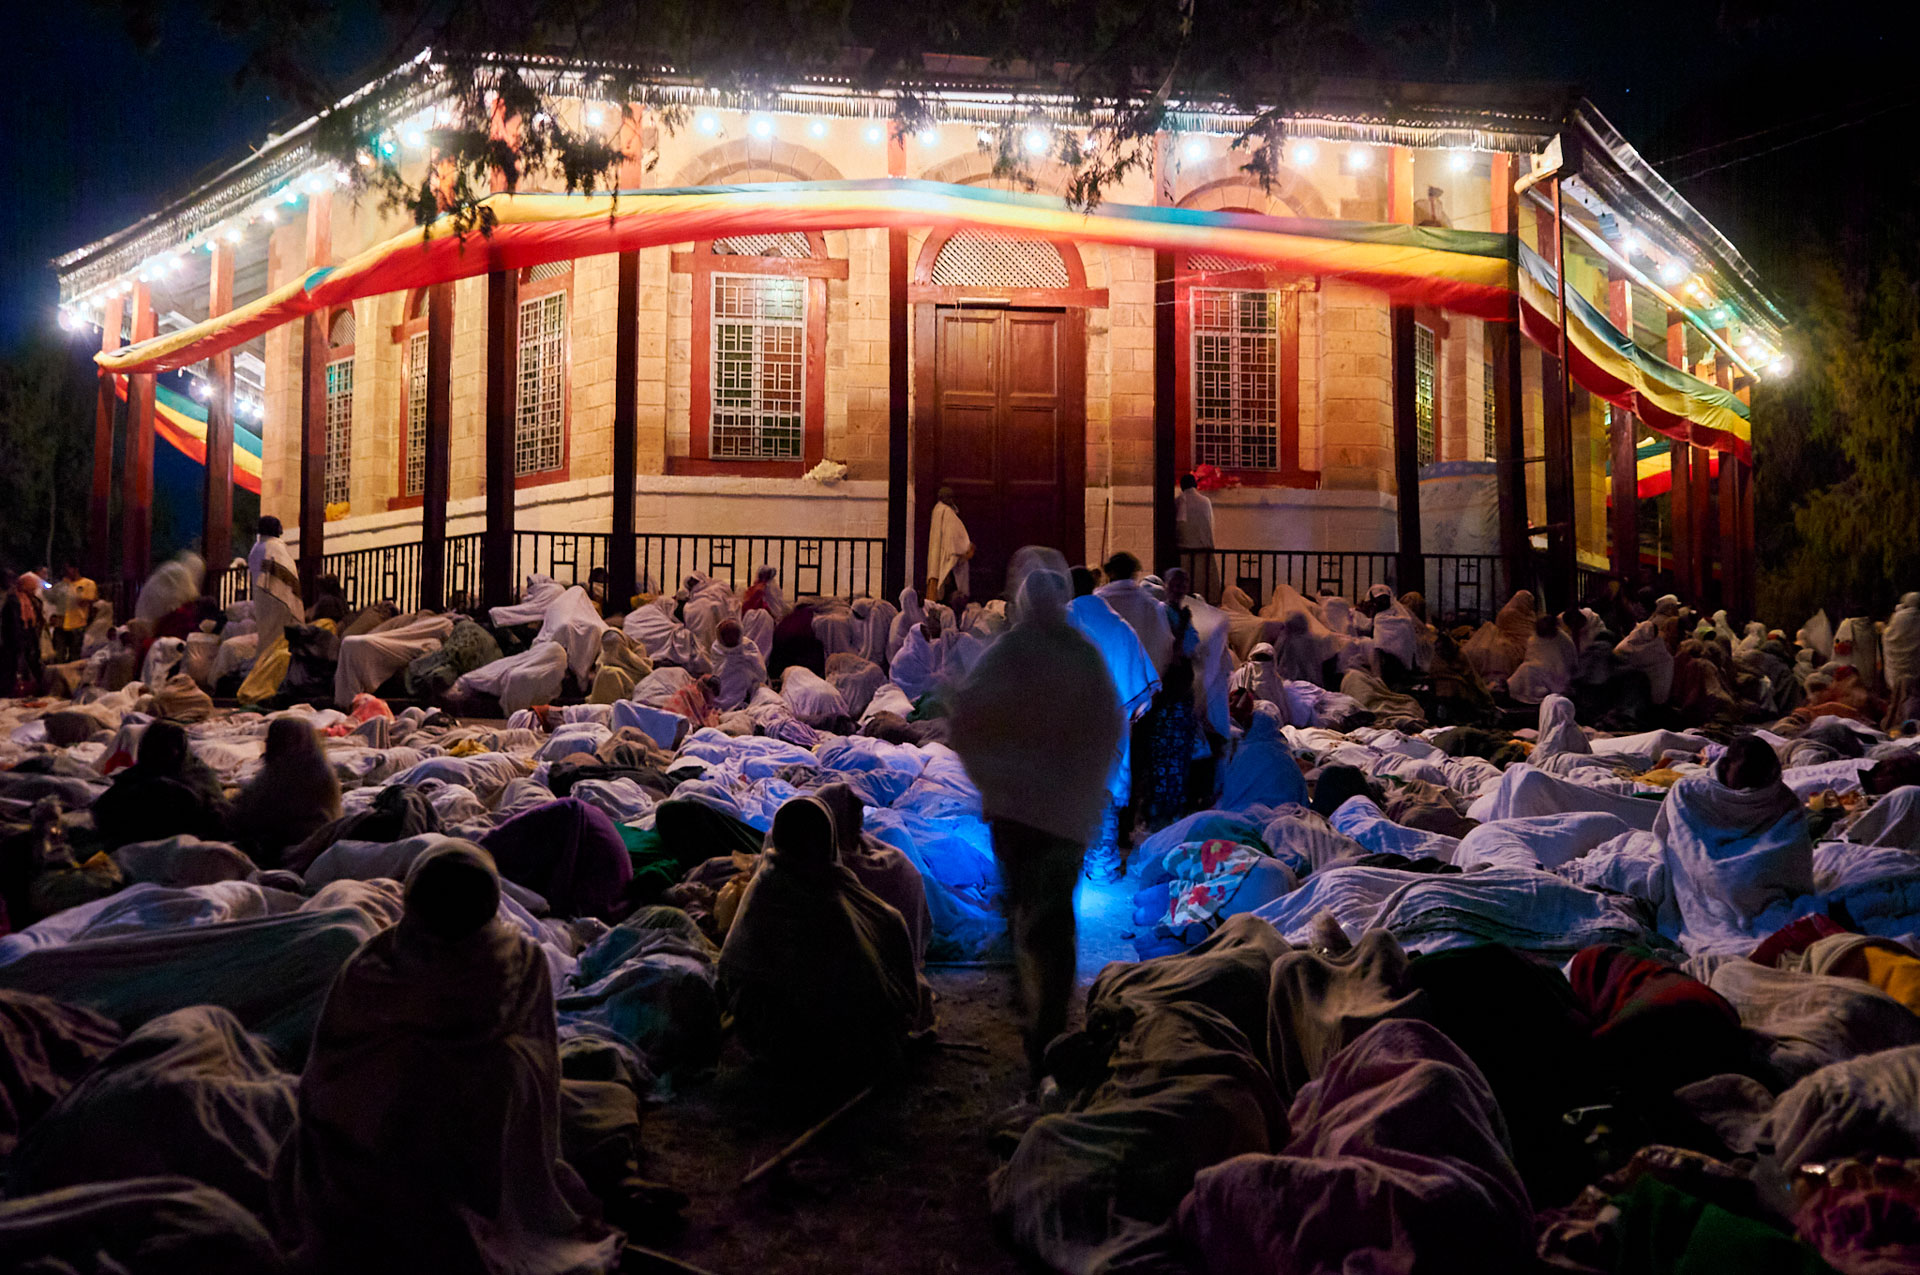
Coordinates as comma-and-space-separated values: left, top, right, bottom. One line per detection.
246, 518, 303, 653
924, 487, 973, 601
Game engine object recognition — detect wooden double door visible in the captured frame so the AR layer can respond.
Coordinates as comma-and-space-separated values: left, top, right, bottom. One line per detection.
914, 306, 1085, 602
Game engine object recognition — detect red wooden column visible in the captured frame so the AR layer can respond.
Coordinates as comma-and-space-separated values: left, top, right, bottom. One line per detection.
297, 191, 333, 600
1387, 146, 1415, 225
1539, 178, 1577, 609
609, 251, 640, 613
91, 294, 125, 582
123, 284, 157, 591
482, 269, 520, 609
1688, 426, 1712, 606
421, 281, 454, 611
1737, 447, 1756, 622
479, 101, 523, 609
605, 105, 647, 613
1390, 305, 1424, 592
885, 128, 910, 596
1713, 334, 1741, 617
204, 243, 237, 583
1607, 269, 1638, 583
1490, 154, 1528, 599
1152, 136, 1178, 574
1665, 309, 1693, 597
1669, 441, 1693, 597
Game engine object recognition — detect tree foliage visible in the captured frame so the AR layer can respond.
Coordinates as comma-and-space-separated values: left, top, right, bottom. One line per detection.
0, 339, 99, 574
1755, 251, 1920, 622
106, 0, 1393, 233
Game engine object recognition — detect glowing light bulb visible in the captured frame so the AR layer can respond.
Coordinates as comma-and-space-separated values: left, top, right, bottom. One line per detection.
1291, 142, 1317, 165
282, 187, 300, 204
58, 309, 77, 331
865, 124, 884, 145
977, 128, 995, 145
225, 227, 243, 243
1346, 147, 1371, 171
402, 128, 425, 149
1769, 355, 1792, 377
585, 106, 605, 129
1620, 231, 1640, 254
1448, 150, 1471, 172
1182, 137, 1207, 162
306, 173, 328, 193
1711, 308, 1729, 325
917, 126, 938, 146
750, 116, 773, 139
1022, 127, 1049, 155
697, 114, 720, 135
809, 120, 828, 139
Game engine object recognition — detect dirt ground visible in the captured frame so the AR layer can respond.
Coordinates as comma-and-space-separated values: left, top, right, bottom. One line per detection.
644, 876, 1139, 1275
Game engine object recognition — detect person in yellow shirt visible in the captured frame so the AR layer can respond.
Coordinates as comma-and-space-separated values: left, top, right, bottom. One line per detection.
55, 565, 95, 662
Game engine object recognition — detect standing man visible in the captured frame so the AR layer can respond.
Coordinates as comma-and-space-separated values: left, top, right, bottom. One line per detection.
54, 565, 95, 663
1175, 473, 1216, 602
925, 485, 973, 605
247, 516, 304, 654
951, 548, 1122, 1080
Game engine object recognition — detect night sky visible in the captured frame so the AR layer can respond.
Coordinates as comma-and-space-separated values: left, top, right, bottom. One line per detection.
7, 2, 1915, 350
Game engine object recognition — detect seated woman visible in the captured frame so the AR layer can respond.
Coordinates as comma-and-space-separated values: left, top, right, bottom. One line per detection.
274, 840, 618, 1274
710, 618, 768, 710
88, 720, 229, 848
1505, 613, 1577, 705
1656, 735, 1813, 947
228, 717, 342, 868
718, 795, 921, 1087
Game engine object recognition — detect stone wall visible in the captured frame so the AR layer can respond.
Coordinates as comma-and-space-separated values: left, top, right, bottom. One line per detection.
262, 108, 1597, 582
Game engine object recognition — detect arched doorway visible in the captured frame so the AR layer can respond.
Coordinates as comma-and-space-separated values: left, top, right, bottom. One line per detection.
910, 229, 1104, 600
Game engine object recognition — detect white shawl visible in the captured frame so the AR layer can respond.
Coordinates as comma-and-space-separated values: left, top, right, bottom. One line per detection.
247, 537, 302, 621
926, 502, 972, 596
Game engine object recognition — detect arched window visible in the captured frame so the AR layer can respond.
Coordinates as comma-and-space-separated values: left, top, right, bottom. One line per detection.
515, 261, 573, 479
324, 308, 354, 509
672, 233, 846, 474
928, 233, 1071, 288
1174, 231, 1316, 486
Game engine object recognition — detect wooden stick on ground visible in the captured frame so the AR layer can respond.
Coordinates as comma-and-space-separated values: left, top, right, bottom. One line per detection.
738, 1085, 876, 1189
621, 1244, 725, 1275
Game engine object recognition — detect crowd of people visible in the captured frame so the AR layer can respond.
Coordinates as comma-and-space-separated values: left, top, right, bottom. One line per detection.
0, 512, 1917, 1272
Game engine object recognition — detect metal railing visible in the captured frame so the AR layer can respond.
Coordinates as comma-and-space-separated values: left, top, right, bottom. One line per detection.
1181, 548, 1508, 626
317, 533, 484, 614
212, 563, 248, 609
1182, 549, 1398, 610
1419, 555, 1508, 627
633, 533, 886, 602
284, 531, 887, 613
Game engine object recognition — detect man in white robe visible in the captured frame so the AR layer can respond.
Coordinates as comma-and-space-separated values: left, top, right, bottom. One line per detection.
925, 487, 973, 602
246, 516, 303, 654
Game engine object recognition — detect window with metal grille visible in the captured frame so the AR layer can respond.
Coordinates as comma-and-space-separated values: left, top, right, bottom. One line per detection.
929, 233, 1070, 288
713, 233, 812, 259
1186, 252, 1259, 276
1482, 359, 1496, 460
323, 356, 353, 505
1414, 323, 1437, 465
709, 273, 805, 460
1190, 289, 1280, 470
404, 332, 428, 496
515, 292, 567, 475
